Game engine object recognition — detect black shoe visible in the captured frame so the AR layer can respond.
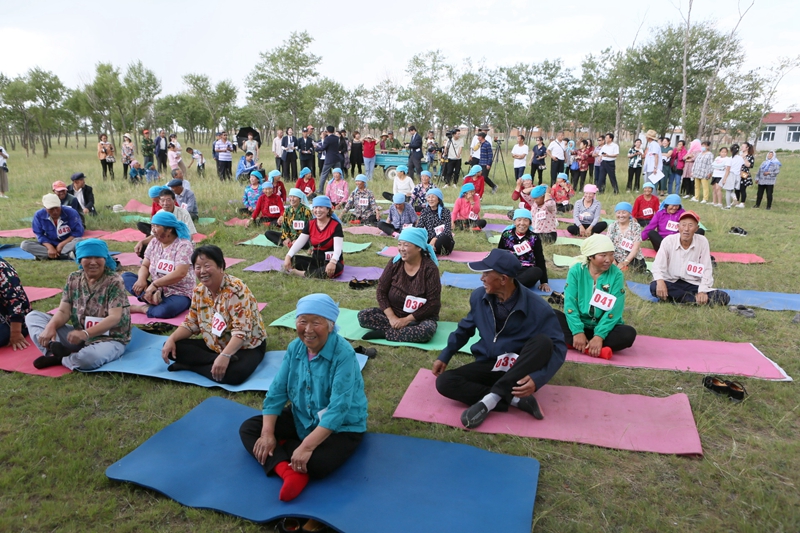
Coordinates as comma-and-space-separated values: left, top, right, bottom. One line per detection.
726, 380, 747, 402
728, 305, 755, 319
49, 341, 73, 358
349, 278, 378, 290
354, 345, 378, 358
461, 401, 491, 429
33, 354, 65, 369
702, 376, 729, 396
516, 395, 544, 420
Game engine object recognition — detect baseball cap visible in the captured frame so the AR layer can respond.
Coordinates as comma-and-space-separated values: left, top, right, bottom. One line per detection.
679, 210, 700, 223
52, 180, 68, 191
467, 249, 522, 277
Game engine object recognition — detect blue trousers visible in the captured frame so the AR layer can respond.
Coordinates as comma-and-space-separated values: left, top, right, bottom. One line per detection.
121, 272, 191, 319
668, 172, 681, 195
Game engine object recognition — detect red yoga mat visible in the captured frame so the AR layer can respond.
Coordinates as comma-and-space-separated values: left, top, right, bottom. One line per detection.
344, 225, 387, 236
394, 369, 703, 456
114, 253, 243, 268
639, 247, 765, 263
0, 339, 71, 377
23, 286, 62, 302
124, 199, 153, 214
0, 228, 35, 238
224, 218, 250, 227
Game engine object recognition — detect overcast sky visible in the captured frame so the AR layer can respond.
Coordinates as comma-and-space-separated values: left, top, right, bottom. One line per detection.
2, 0, 797, 111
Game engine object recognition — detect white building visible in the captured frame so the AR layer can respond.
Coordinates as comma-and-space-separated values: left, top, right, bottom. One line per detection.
758, 112, 800, 151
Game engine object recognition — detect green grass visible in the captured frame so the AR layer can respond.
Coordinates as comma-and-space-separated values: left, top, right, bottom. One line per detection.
1, 146, 799, 532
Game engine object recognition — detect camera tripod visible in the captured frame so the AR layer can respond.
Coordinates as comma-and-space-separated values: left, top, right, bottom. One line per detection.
491, 140, 509, 184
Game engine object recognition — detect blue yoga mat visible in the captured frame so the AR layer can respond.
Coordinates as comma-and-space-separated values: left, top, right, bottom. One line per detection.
106, 397, 539, 533
626, 281, 800, 311
441, 272, 566, 295
84, 329, 368, 392
0, 244, 35, 260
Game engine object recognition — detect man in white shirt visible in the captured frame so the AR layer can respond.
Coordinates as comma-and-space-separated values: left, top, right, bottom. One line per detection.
649, 211, 729, 306
271, 130, 284, 175
546, 132, 566, 186
596, 132, 620, 194
442, 129, 464, 187
511, 135, 529, 180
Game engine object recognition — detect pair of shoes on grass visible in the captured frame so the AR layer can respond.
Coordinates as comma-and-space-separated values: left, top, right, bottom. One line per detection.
703, 376, 747, 402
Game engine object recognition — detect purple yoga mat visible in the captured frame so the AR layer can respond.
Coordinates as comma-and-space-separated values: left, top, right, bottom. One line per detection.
244, 256, 384, 281
394, 369, 703, 456
484, 223, 510, 232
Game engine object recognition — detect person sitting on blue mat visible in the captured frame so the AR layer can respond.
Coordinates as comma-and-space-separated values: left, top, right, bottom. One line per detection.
239, 293, 368, 514
26, 239, 131, 370
121, 211, 195, 319
21, 194, 85, 261
377, 193, 417, 237
650, 210, 730, 306
553, 234, 637, 360
358, 227, 441, 343
0, 258, 31, 350
434, 249, 567, 428
161, 245, 267, 385
496, 209, 550, 291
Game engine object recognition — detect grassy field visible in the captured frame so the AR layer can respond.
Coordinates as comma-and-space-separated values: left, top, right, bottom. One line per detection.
0, 145, 798, 532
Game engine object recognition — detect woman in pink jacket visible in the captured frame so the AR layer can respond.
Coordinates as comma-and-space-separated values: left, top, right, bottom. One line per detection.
451, 183, 486, 230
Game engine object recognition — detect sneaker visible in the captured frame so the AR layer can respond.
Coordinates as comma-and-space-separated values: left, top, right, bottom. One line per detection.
516, 395, 544, 420
728, 304, 755, 318
690, 197, 698, 202
625, 189, 631, 193
722, 206, 730, 210
442, 184, 449, 189
735, 203, 745, 209
682, 195, 690, 199
491, 186, 498, 194
460, 401, 491, 429
700, 200, 707, 204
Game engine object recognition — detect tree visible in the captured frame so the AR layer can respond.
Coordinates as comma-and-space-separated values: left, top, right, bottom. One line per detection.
83, 63, 123, 142
367, 73, 403, 132
398, 50, 452, 133
183, 74, 236, 137
2, 77, 37, 155
247, 31, 321, 131
123, 61, 161, 151
27, 68, 66, 157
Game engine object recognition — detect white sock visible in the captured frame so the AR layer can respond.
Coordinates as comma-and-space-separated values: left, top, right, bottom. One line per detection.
480, 393, 502, 411
510, 397, 520, 407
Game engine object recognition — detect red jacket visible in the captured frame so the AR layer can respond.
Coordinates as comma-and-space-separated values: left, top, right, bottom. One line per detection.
253, 193, 285, 220
464, 174, 485, 199
151, 200, 161, 217
296, 177, 316, 197
632, 194, 660, 220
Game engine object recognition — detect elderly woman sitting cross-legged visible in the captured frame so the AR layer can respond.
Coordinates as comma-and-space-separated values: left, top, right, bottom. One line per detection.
26, 239, 131, 370
358, 227, 441, 343
238, 293, 367, 532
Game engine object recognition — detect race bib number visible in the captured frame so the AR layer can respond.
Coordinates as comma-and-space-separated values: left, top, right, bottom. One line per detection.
513, 241, 532, 256
590, 289, 616, 312
180, 202, 189, 210
619, 238, 634, 252
292, 220, 305, 230
665, 220, 679, 232
325, 251, 334, 261
642, 207, 653, 217
536, 210, 547, 221
84, 316, 110, 336
402, 223, 413, 229
269, 205, 280, 215
402, 295, 427, 313
154, 259, 176, 276
685, 261, 704, 278
468, 211, 478, 221
211, 312, 227, 337
561, 200, 570, 206
304, 187, 312, 194
434, 224, 445, 236
492, 353, 519, 372
57, 224, 71, 237
358, 198, 369, 207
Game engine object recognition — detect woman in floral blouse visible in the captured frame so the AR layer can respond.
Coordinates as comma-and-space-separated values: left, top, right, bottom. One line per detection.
265, 188, 313, 248
0, 259, 32, 349
606, 202, 646, 273
497, 209, 550, 291
411, 171, 434, 212
121, 133, 135, 178
162, 245, 266, 385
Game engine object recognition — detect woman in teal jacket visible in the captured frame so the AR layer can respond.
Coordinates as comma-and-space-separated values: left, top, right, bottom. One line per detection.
554, 234, 636, 359
238, 294, 367, 510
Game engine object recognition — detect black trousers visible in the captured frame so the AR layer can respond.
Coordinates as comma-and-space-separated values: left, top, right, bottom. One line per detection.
576, 170, 588, 190
556, 203, 573, 213
532, 165, 544, 185
408, 154, 422, 180
597, 160, 619, 193
735, 184, 748, 203
430, 234, 454, 256
292, 255, 344, 279
435, 334, 554, 411
627, 167, 642, 191
299, 158, 315, 177
550, 159, 564, 186
554, 310, 637, 352
264, 230, 310, 249
101, 159, 115, 180
157, 153, 168, 174
481, 165, 496, 190
647, 228, 704, 252
536, 231, 557, 243
755, 184, 773, 208
443, 159, 461, 185
649, 279, 730, 306
274, 156, 283, 173
377, 221, 399, 236
216, 160, 232, 181
239, 409, 364, 479
170, 338, 265, 385
283, 154, 298, 181
681, 178, 695, 197
567, 221, 608, 235
517, 266, 546, 289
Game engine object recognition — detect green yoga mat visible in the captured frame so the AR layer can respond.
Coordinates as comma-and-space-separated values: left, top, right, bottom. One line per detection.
269, 309, 477, 354
487, 234, 501, 244
238, 236, 372, 253
554, 237, 585, 247
196, 217, 216, 226
480, 205, 514, 211
120, 215, 151, 223
552, 254, 653, 271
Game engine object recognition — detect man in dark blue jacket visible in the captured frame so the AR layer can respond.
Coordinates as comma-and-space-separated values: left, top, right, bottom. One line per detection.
407, 125, 423, 180
434, 248, 566, 428
21, 194, 85, 260
317, 126, 340, 191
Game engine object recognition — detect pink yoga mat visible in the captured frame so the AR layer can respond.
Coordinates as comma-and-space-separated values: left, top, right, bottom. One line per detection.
484, 213, 510, 220
0, 228, 35, 238
557, 217, 574, 224
556, 229, 571, 237
639, 247, 765, 264
224, 218, 251, 227
0, 339, 71, 377
344, 225, 387, 236
394, 369, 703, 456
192, 231, 212, 243
124, 199, 153, 214
568, 335, 790, 380
103, 229, 208, 243
379, 246, 489, 263
115, 253, 243, 268
23, 286, 62, 302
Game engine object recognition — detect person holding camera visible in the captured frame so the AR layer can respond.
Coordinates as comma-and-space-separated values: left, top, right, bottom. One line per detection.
442, 128, 463, 188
